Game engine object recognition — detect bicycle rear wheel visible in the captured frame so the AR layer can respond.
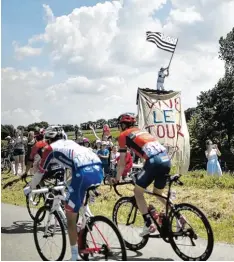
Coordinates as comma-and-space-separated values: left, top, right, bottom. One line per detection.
79, 215, 127, 261
34, 206, 66, 261
112, 196, 149, 251
169, 203, 214, 261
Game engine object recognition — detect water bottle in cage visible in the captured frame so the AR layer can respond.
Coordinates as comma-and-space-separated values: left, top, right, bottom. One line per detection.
148, 204, 159, 220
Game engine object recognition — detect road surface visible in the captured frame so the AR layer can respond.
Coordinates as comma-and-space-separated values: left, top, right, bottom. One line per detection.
1, 203, 234, 261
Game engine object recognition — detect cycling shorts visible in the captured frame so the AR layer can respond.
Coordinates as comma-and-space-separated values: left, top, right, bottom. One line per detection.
136, 151, 171, 190
65, 164, 104, 213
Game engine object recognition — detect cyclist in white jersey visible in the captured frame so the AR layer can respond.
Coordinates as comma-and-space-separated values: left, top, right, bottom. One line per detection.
24, 129, 103, 261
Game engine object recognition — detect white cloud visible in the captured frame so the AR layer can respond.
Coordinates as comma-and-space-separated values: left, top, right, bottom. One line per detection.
169, 6, 203, 24
13, 41, 42, 60
3, 0, 234, 126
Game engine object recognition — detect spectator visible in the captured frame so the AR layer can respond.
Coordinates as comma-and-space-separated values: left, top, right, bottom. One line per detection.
205, 140, 222, 176
93, 140, 102, 154
157, 67, 169, 91
97, 141, 110, 175
116, 147, 133, 180
13, 129, 26, 176
110, 145, 120, 170
83, 138, 93, 151
103, 124, 111, 139
24, 131, 36, 176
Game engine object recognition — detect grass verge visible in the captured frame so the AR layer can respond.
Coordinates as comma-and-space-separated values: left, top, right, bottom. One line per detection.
1, 172, 234, 244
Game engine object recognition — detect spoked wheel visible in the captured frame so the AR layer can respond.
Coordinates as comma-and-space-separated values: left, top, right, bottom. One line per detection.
1, 159, 11, 174
112, 197, 149, 251
25, 177, 46, 221
34, 206, 66, 261
79, 215, 127, 261
169, 203, 214, 261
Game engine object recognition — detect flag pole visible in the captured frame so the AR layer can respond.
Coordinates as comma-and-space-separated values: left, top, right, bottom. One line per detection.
167, 38, 178, 70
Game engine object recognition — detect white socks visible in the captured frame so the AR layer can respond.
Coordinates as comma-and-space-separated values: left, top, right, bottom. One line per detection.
71, 244, 79, 261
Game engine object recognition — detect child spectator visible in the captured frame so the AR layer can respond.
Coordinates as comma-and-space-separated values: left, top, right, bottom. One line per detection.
97, 141, 110, 175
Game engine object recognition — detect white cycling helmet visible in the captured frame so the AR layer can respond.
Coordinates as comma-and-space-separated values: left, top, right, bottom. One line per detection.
96, 139, 101, 144
45, 130, 63, 140
6, 136, 11, 140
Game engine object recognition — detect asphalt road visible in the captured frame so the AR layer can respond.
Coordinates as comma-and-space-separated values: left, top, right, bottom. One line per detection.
1, 203, 234, 261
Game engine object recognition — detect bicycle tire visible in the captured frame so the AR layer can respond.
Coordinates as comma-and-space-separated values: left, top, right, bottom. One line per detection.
2, 159, 11, 174
168, 203, 214, 261
34, 206, 66, 261
112, 196, 149, 251
80, 215, 127, 261
26, 184, 46, 221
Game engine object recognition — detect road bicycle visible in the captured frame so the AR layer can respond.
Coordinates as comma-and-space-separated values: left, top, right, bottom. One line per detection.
23, 163, 68, 220
33, 182, 127, 261
1, 149, 13, 175
112, 173, 214, 261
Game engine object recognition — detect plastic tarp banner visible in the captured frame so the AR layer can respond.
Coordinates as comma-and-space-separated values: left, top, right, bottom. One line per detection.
137, 88, 190, 174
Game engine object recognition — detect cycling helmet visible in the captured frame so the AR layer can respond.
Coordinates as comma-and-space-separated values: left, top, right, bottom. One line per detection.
102, 141, 107, 146
96, 139, 101, 144
45, 129, 63, 141
5, 136, 11, 140
83, 138, 90, 143
118, 113, 136, 124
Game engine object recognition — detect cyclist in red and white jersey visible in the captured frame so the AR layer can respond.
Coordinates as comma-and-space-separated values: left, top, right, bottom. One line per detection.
112, 113, 171, 236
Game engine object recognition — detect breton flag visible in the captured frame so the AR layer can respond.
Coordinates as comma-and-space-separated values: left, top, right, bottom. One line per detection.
146, 31, 178, 53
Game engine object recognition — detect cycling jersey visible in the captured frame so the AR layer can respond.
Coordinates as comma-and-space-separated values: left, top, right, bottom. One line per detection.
118, 127, 166, 160
37, 139, 103, 212
39, 139, 101, 173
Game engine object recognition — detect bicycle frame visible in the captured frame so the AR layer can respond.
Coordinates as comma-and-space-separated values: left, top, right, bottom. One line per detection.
33, 185, 110, 256
113, 174, 184, 238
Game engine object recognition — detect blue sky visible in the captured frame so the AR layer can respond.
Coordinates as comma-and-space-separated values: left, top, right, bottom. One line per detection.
2, 0, 172, 70
1, 0, 107, 69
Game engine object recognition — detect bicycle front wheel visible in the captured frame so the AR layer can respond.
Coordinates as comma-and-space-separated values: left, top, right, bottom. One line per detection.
26, 184, 46, 221
34, 206, 66, 261
112, 196, 149, 251
79, 215, 127, 261
169, 203, 214, 261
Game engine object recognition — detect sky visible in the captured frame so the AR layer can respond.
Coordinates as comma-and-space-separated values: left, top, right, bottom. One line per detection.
1, 0, 234, 126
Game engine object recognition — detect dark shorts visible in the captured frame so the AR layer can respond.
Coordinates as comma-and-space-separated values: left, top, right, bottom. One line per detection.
13, 149, 25, 156
136, 151, 171, 190
65, 164, 104, 213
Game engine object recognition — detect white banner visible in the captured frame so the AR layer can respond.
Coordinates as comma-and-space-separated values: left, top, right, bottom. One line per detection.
137, 89, 190, 174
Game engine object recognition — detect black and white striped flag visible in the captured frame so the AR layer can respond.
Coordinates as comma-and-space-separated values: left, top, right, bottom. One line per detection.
146, 31, 178, 53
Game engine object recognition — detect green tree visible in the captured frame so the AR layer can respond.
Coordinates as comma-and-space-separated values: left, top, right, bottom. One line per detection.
219, 27, 234, 75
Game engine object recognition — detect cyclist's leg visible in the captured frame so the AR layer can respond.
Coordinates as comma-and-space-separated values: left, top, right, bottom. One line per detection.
134, 162, 156, 235
153, 152, 171, 205
65, 164, 103, 261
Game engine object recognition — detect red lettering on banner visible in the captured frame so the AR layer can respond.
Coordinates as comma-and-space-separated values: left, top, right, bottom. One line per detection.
162, 99, 173, 109
174, 97, 181, 112
176, 124, 184, 137
150, 124, 184, 139
157, 125, 165, 138
166, 124, 175, 138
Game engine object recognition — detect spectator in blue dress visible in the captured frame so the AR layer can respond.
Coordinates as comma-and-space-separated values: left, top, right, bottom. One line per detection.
205, 140, 222, 176
97, 141, 110, 175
